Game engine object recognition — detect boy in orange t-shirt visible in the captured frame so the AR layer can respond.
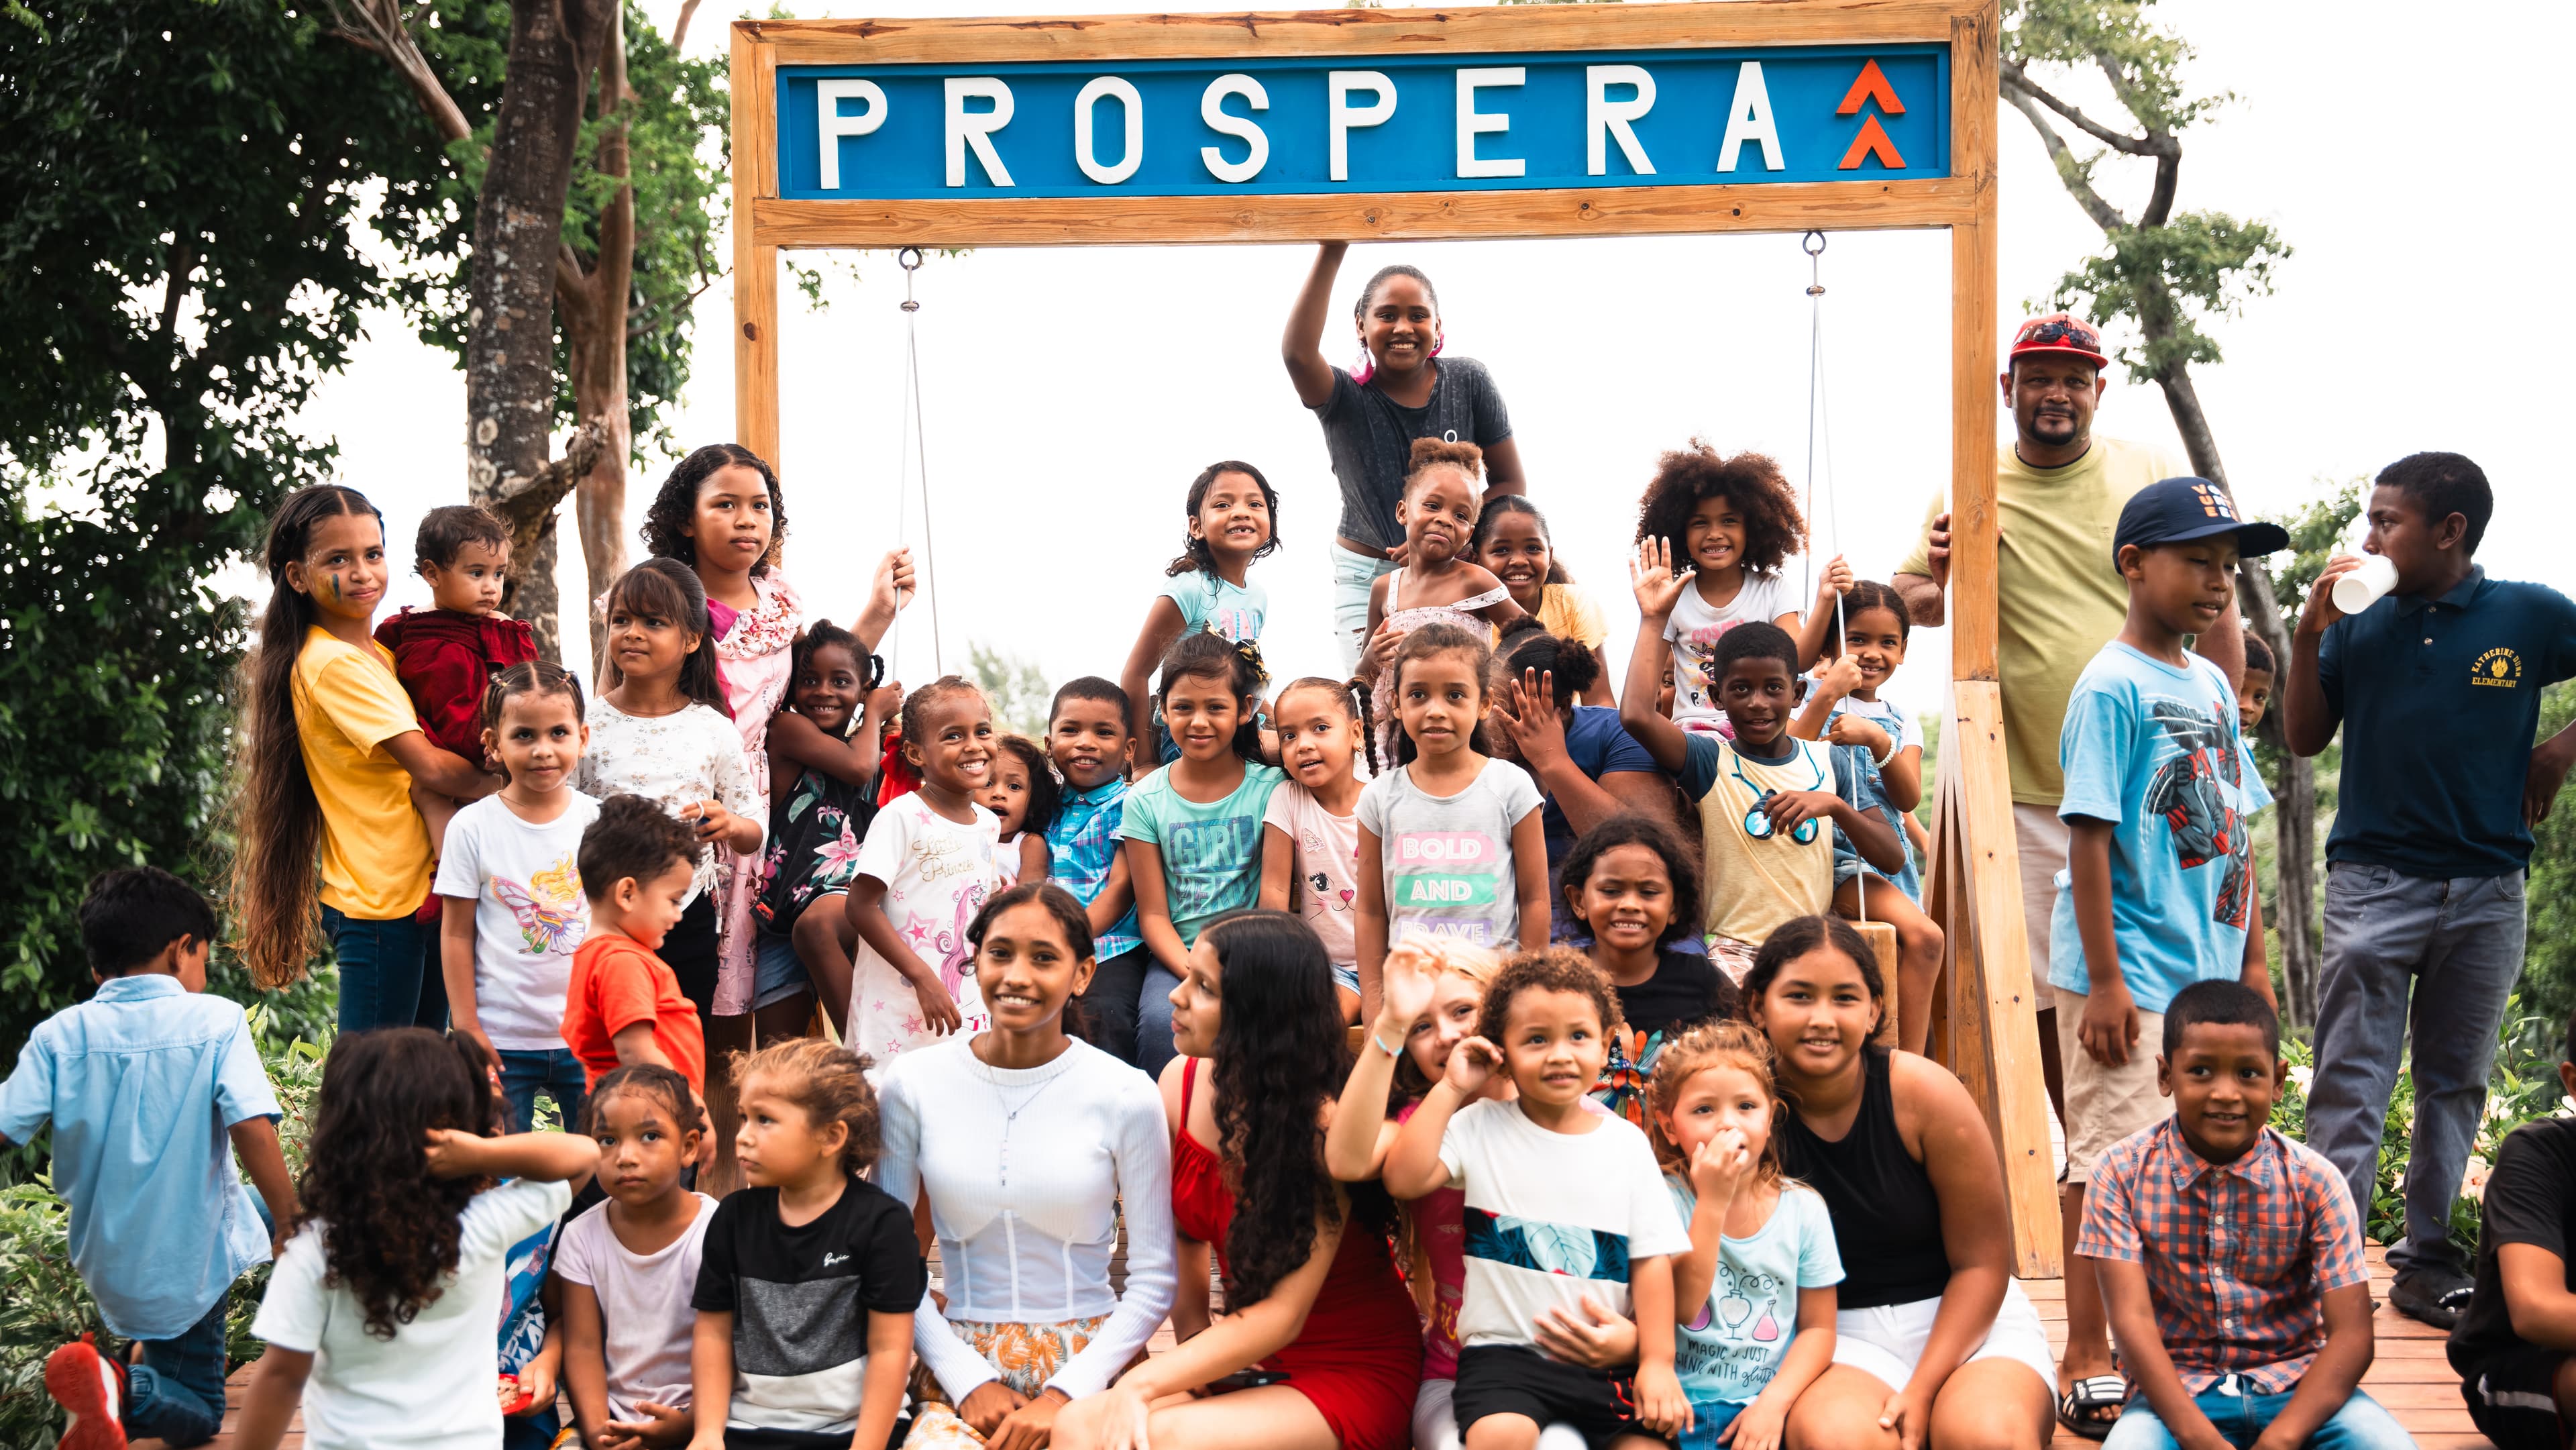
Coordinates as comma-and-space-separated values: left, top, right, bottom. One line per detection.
564, 795, 708, 1094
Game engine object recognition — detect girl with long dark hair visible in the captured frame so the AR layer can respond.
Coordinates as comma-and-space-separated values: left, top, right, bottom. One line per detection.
1054, 911, 1422, 1450
232, 485, 500, 1029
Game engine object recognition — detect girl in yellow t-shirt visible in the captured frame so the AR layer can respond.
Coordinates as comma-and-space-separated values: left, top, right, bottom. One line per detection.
233, 485, 498, 1033
1470, 497, 1613, 707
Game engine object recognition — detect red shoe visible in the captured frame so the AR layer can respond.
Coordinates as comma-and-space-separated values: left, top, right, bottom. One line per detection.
44, 1333, 127, 1450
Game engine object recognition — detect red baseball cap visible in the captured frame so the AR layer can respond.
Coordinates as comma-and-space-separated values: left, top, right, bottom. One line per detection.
2008, 312, 2107, 370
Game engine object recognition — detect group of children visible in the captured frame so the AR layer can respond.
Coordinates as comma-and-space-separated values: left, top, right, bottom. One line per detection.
8, 250, 2532, 1450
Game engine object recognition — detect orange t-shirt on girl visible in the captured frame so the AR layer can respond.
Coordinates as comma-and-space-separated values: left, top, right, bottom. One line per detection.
563, 933, 706, 1091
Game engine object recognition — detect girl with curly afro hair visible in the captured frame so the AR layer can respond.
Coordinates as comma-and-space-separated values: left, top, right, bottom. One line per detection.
1631, 443, 1853, 732
237, 1028, 598, 1450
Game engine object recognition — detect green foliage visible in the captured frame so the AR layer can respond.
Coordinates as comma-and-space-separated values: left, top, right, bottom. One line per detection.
970, 642, 1055, 739
1, 0, 419, 1084
2002, 0, 2217, 135
368, 0, 729, 456
2044, 212, 2292, 384
0, 1023, 329, 1445
2520, 682, 2576, 1026
1913, 711, 1942, 827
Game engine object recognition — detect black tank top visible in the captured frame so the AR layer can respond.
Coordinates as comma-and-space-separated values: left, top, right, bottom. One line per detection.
1777, 1047, 1950, 1308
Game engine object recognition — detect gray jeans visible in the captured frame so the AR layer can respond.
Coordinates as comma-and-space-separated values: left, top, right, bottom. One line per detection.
2304, 862, 2527, 1278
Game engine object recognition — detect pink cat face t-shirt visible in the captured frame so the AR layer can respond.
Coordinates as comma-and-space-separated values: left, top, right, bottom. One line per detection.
1260, 782, 1360, 968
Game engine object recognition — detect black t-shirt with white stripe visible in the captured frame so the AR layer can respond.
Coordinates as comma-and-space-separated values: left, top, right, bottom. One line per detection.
692, 1176, 926, 1447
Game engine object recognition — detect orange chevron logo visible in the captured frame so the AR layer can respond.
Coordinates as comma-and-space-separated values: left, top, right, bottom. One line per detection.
1836, 58, 1906, 170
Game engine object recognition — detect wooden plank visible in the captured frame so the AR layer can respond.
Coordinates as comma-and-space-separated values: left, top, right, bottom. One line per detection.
733, 28, 784, 464
751, 177, 1977, 250
738, 1, 1986, 67
1945, 3, 2000, 682
1856, 919, 1900, 1048
1949, 680, 2059, 1277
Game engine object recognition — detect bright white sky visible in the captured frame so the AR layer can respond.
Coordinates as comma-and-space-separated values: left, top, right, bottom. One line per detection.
304, 0, 2576, 728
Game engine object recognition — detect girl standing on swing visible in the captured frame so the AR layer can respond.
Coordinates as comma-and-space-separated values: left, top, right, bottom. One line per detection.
1284, 243, 1529, 674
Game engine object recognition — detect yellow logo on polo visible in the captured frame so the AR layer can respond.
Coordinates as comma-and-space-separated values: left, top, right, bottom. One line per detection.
2471, 648, 2523, 688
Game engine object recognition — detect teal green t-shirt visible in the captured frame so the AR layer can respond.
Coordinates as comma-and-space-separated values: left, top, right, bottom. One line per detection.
1117, 763, 1285, 947
1670, 1177, 1843, 1405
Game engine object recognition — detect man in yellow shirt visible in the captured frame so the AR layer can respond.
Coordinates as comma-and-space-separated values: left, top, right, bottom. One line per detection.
1893, 313, 2246, 1108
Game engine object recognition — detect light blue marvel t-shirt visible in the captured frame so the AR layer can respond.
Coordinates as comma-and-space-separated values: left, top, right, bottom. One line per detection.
1670, 1177, 1842, 1405
1118, 763, 1285, 947
1161, 572, 1267, 645
2049, 643, 2273, 1013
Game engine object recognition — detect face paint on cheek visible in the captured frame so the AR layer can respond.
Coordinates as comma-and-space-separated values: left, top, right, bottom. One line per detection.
329, 574, 341, 601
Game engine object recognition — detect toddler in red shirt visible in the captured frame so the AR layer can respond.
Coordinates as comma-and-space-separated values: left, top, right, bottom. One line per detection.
376, 505, 538, 885
565, 796, 710, 1102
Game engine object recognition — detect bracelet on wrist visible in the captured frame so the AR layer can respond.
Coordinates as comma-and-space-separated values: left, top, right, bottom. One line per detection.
1370, 1027, 1404, 1059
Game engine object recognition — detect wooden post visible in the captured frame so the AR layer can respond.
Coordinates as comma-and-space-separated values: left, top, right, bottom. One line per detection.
1928, 0, 2061, 1279
731, 23, 781, 466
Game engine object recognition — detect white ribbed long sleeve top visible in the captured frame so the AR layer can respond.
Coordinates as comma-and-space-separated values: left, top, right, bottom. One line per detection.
875, 1034, 1177, 1402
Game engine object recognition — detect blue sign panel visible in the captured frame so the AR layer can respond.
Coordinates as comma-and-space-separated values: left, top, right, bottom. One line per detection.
777, 45, 1945, 201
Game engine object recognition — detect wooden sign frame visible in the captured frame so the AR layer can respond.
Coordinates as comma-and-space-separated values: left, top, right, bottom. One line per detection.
731, 0, 2057, 1276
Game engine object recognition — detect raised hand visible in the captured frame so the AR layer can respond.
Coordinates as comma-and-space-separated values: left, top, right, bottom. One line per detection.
1813, 553, 1855, 606
1811, 655, 1864, 705
1688, 1125, 1756, 1208
1377, 941, 1442, 1037
1444, 1034, 1503, 1096
1629, 537, 1696, 618
873, 548, 918, 615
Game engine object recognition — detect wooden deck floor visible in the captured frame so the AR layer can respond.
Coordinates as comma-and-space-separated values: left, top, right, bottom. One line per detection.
165, 1248, 2485, 1450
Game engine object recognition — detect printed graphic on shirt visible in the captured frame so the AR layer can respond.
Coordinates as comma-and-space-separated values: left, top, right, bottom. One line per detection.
1391, 829, 1504, 943
1298, 827, 1356, 918
2473, 647, 2524, 688
2143, 698, 2255, 930
493, 853, 586, 957
1165, 817, 1263, 914
1464, 1206, 1631, 1282
1678, 1264, 1786, 1387
1676, 623, 1751, 715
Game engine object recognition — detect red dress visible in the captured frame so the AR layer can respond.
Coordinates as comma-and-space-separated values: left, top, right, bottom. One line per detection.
1172, 1060, 1423, 1450
373, 606, 538, 759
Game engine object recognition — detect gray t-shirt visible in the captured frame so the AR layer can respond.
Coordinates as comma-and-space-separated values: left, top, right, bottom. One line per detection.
1356, 757, 1546, 951
1313, 356, 1514, 551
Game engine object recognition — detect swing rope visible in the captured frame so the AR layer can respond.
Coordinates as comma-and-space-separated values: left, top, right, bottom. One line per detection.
1799, 230, 1866, 927
891, 246, 947, 680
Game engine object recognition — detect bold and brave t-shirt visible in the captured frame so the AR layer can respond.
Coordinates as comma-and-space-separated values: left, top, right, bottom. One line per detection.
1435, 1098, 1692, 1348
1356, 758, 1545, 951
2456, 1117, 2576, 1373
2049, 643, 2272, 1013
691, 1178, 926, 1448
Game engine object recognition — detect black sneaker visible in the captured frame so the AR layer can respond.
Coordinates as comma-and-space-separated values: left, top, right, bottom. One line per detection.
2390, 1267, 2475, 1330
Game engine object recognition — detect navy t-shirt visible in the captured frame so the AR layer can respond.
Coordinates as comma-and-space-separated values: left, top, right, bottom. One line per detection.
2318, 568, 2576, 879
1537, 706, 1668, 941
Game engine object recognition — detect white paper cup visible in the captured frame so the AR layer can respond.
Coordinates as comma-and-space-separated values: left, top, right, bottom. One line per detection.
2331, 554, 2398, 615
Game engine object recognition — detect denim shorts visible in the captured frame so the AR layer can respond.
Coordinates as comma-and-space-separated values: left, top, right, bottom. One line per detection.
752, 934, 812, 1011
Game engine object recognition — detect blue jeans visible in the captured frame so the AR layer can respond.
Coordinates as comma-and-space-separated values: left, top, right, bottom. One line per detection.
124, 1286, 230, 1446
322, 906, 446, 1035
1137, 964, 1181, 1080
1330, 540, 1401, 674
498, 1048, 589, 1135
2304, 864, 2526, 1278
2102, 1386, 2411, 1450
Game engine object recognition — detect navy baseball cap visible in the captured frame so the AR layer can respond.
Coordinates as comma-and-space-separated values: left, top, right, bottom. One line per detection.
2113, 477, 2291, 559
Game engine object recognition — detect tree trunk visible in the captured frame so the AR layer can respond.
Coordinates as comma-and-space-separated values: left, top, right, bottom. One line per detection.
557, 2, 636, 674
463, 0, 615, 660
2144, 324, 2320, 1018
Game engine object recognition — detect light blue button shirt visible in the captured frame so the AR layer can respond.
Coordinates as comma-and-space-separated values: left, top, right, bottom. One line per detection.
0, 974, 280, 1338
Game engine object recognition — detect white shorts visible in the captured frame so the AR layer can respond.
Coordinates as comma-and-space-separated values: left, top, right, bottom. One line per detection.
1412, 1376, 1587, 1450
2012, 804, 2068, 1011
1829, 1282, 2057, 1399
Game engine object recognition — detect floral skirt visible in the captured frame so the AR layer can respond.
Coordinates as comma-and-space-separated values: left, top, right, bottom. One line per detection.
904, 1314, 1108, 1449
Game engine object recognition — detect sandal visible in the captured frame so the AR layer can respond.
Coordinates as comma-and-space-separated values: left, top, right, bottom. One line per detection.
2056, 1374, 2128, 1442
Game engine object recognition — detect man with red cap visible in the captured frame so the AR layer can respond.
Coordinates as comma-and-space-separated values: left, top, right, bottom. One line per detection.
1894, 313, 2247, 1439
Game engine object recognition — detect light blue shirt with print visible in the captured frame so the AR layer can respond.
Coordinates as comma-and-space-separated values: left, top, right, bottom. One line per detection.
2049, 643, 2274, 1013
1161, 572, 1267, 645
1669, 1178, 1842, 1405
1049, 777, 1142, 960
1118, 763, 1285, 947
0, 975, 280, 1338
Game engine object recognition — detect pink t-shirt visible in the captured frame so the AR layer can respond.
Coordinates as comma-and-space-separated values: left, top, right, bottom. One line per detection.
1398, 1098, 1467, 1379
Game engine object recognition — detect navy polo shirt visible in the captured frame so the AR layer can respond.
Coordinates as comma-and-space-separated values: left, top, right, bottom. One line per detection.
2319, 566, 2576, 879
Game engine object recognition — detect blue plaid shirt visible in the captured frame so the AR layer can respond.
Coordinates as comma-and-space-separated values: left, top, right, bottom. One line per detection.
1049, 777, 1140, 959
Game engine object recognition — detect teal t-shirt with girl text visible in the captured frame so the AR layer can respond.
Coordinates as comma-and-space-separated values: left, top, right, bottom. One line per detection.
1118, 763, 1285, 947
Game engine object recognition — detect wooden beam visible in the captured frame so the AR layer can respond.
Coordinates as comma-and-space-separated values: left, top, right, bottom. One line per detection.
732, 26, 782, 466
739, 1, 1985, 66
751, 177, 1978, 250
1947, 4, 2000, 681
